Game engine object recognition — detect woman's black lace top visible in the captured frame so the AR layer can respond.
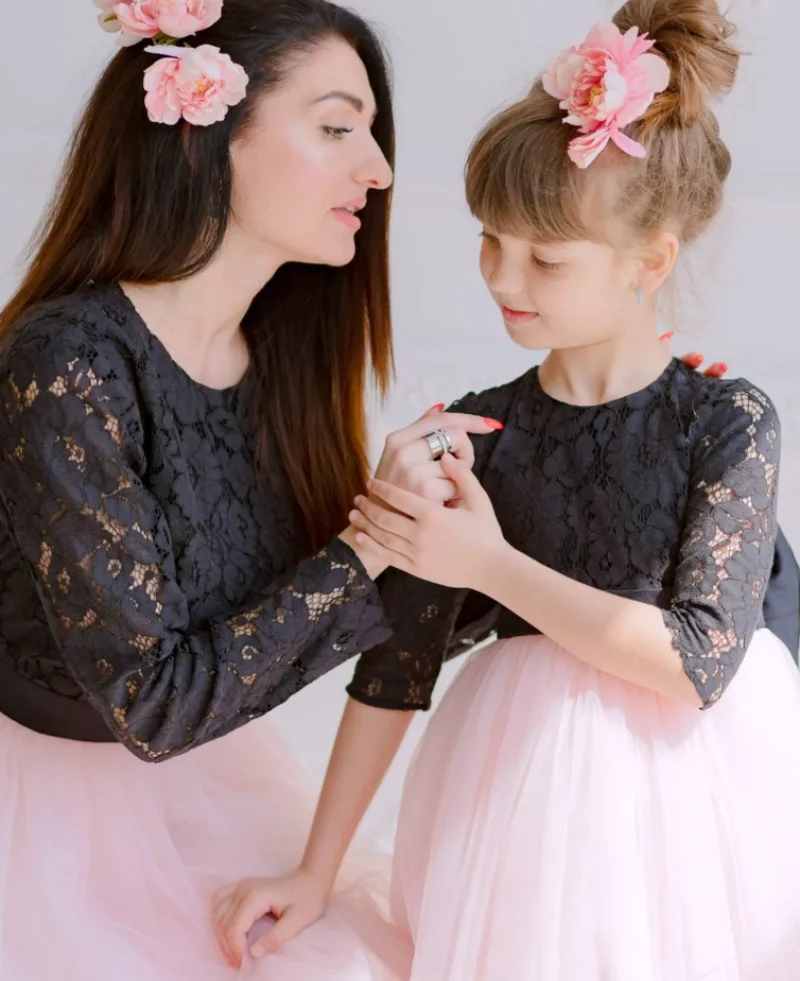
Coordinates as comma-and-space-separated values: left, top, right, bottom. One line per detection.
348, 358, 789, 711
0, 285, 391, 760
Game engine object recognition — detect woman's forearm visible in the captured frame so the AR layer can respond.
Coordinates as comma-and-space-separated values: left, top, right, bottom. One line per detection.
300, 697, 414, 889
476, 544, 701, 706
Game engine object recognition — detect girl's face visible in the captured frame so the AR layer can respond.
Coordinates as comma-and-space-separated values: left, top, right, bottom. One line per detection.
479, 230, 647, 352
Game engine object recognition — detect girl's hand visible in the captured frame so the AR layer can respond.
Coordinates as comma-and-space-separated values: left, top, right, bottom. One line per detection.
349, 454, 506, 590
212, 869, 331, 968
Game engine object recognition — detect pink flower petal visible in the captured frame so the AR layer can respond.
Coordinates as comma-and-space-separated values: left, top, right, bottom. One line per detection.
598, 70, 628, 117
567, 127, 612, 168
543, 48, 585, 102
156, 0, 223, 39
583, 22, 622, 56
114, 0, 159, 38
615, 95, 653, 129
609, 128, 647, 158
117, 30, 148, 46
625, 33, 657, 64
638, 52, 671, 93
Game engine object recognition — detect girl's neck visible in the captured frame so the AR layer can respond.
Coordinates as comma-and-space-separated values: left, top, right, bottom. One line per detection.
538, 327, 671, 407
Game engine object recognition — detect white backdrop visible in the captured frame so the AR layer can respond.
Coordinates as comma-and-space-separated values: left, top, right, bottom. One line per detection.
1, 0, 797, 845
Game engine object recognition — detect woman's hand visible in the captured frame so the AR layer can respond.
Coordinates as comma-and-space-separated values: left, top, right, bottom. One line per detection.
213, 869, 332, 968
339, 406, 502, 578
349, 454, 506, 590
373, 404, 503, 504
669, 334, 728, 378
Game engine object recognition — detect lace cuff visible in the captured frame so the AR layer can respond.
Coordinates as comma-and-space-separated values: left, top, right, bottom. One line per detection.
346, 381, 519, 710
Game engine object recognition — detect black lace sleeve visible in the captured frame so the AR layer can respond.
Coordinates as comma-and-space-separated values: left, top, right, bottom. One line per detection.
764, 527, 799, 659
346, 384, 515, 710
0, 326, 391, 760
664, 383, 781, 707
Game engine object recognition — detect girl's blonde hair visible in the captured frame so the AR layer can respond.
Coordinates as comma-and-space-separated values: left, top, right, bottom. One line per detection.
466, 0, 740, 249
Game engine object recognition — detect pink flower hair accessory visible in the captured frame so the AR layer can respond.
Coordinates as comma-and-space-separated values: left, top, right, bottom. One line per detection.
95, 1, 223, 46
94, 0, 248, 125
143, 44, 248, 125
542, 22, 670, 169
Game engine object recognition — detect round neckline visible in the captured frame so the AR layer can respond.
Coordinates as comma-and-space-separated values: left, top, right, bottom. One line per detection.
109, 282, 248, 398
532, 357, 679, 410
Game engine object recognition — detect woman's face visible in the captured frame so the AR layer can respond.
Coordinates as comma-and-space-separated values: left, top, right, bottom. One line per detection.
229, 36, 393, 268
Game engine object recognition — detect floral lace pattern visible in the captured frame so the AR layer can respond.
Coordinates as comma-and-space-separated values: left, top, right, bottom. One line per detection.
349, 360, 782, 711
0, 286, 390, 759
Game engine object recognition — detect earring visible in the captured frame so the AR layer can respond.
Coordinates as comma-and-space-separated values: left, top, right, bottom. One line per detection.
635, 285, 645, 307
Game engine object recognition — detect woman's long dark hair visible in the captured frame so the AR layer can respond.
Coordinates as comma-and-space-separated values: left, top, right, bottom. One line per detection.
0, 0, 395, 550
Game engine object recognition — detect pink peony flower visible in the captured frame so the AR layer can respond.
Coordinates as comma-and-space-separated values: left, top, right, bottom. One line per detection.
153, 0, 223, 39
113, 0, 161, 44
110, 0, 222, 46
143, 44, 248, 126
542, 22, 670, 168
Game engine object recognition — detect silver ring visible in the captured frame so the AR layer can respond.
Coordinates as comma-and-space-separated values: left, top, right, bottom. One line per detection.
424, 429, 453, 461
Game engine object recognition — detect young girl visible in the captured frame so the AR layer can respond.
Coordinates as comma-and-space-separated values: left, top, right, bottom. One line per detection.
214, 0, 800, 977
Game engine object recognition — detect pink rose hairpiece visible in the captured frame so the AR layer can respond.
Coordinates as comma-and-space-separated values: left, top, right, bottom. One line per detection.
542, 22, 670, 169
94, 1, 248, 126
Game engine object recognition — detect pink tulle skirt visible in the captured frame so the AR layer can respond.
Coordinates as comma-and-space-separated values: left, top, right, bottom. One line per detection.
0, 709, 409, 981
390, 629, 800, 981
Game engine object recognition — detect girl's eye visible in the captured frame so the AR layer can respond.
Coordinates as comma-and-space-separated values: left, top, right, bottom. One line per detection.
533, 256, 561, 271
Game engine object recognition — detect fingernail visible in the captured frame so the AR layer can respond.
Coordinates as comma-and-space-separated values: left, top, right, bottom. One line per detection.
718, 363, 728, 373
484, 418, 504, 430
426, 403, 445, 413
660, 331, 675, 341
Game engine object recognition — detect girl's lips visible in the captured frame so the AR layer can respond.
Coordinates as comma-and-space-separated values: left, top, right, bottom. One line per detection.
502, 306, 540, 326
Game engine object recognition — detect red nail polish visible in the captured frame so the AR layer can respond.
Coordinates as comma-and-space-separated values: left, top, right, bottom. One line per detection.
426, 403, 445, 413
484, 418, 504, 431
718, 363, 728, 374
661, 331, 675, 341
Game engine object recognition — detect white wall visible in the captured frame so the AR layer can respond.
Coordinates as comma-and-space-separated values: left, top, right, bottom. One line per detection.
1, 0, 797, 844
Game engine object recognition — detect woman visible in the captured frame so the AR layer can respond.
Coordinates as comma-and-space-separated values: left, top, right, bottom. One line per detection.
1, 1, 794, 979
0, 1, 506, 978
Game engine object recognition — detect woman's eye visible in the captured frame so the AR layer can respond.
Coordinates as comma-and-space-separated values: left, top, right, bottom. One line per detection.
322, 126, 353, 139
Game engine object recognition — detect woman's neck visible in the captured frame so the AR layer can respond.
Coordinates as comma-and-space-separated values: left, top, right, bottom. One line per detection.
120, 225, 285, 390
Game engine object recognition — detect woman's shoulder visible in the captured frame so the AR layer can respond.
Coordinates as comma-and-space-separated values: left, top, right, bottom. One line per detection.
0, 283, 144, 382
0, 285, 148, 440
